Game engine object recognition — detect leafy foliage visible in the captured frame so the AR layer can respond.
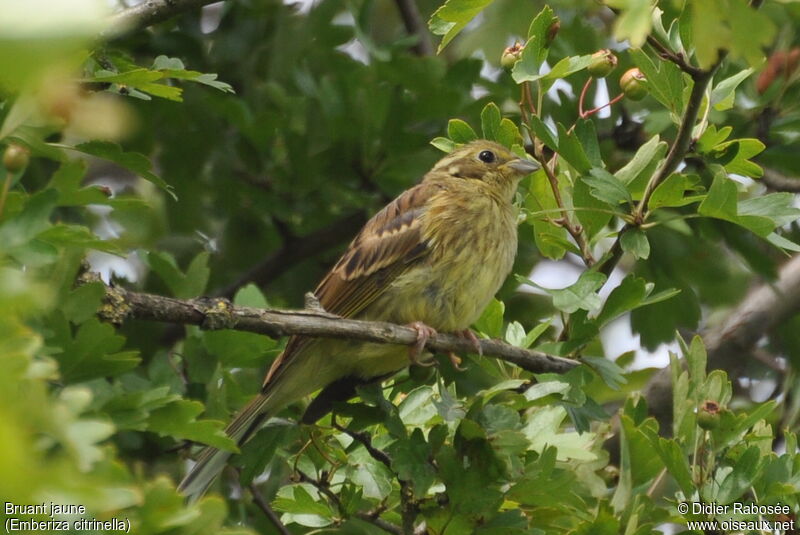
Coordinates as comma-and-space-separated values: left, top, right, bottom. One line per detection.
2, 0, 800, 533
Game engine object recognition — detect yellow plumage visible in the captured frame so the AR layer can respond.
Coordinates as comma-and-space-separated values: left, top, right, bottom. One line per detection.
179, 140, 539, 500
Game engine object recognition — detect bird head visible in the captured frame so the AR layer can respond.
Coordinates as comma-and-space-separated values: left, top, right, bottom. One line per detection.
428, 140, 540, 199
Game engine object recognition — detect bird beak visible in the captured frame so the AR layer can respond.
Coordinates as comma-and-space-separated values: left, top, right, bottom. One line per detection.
507, 158, 540, 175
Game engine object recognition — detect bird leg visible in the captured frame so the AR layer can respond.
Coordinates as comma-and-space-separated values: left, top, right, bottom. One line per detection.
447, 329, 482, 372
407, 321, 437, 367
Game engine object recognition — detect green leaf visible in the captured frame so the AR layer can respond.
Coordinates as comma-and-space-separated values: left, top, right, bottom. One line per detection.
505, 321, 527, 347
447, 118, 478, 144
62, 281, 105, 324
146, 251, 210, 298
614, 0, 653, 47
526, 169, 569, 259
496, 118, 523, 148
528, 115, 558, 150
708, 138, 765, 177
148, 400, 238, 451
738, 193, 800, 228
49, 160, 109, 206
475, 298, 504, 338
711, 68, 754, 111
50, 317, 141, 383
649, 173, 702, 209
648, 434, 695, 497
387, 428, 436, 498
716, 446, 761, 504
152, 56, 235, 93
583, 356, 626, 390
69, 141, 176, 199
610, 417, 633, 512
0, 189, 58, 252
347, 450, 393, 499
573, 178, 613, 240
596, 275, 648, 327
236, 423, 292, 485
273, 485, 335, 523
556, 123, 592, 174
698, 175, 775, 236
38, 224, 122, 254
583, 168, 632, 207
691, 0, 731, 69
429, 0, 495, 52
615, 135, 667, 198
480, 102, 502, 141
696, 125, 732, 153
542, 55, 592, 81
431, 136, 456, 153
620, 229, 650, 259
524, 379, 570, 401
575, 119, 602, 169
684, 335, 707, 389
510, 6, 557, 83
630, 48, 685, 116
550, 271, 606, 313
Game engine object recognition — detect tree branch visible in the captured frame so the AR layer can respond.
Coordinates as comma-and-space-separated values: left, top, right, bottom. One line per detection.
393, 0, 434, 56
646, 253, 800, 434
90, 275, 578, 374
645, 35, 703, 77
598, 61, 720, 278
249, 483, 292, 535
762, 168, 800, 192
109, 0, 224, 33
217, 212, 367, 299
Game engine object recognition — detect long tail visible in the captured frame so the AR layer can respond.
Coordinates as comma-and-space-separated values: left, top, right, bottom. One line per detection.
178, 392, 275, 502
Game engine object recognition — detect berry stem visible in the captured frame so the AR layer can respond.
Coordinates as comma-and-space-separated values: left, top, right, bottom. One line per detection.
581, 93, 624, 119
578, 77, 592, 118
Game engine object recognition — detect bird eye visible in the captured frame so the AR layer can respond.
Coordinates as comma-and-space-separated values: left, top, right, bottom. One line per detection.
478, 150, 496, 163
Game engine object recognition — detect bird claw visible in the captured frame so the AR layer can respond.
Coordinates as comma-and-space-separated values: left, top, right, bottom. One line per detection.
407, 321, 437, 367
458, 329, 483, 356
445, 329, 482, 372
448, 352, 467, 371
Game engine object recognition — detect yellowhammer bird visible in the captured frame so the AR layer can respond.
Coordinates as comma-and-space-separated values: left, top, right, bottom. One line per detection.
179, 140, 539, 500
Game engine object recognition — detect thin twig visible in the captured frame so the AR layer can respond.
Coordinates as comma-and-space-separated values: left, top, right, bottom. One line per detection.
645, 35, 703, 77
331, 418, 393, 469
249, 483, 292, 535
535, 156, 596, 265
393, 0, 434, 56
108, 0, 224, 34
597, 59, 721, 278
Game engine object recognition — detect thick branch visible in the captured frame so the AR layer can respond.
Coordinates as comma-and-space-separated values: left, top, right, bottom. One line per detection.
645, 253, 800, 432
96, 280, 578, 374
762, 168, 800, 192
109, 0, 223, 33
217, 212, 366, 298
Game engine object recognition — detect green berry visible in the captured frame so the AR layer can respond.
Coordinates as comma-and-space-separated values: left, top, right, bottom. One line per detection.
501, 42, 524, 70
588, 49, 618, 78
697, 400, 721, 431
3, 144, 30, 173
620, 68, 648, 101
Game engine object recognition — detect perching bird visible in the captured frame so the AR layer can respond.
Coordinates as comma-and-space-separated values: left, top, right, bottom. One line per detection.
179, 140, 539, 500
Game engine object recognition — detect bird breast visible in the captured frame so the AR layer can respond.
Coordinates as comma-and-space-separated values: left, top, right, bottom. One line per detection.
370, 187, 518, 332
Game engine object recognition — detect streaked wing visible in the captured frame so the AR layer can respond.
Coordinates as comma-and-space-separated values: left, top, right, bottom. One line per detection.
262, 181, 441, 387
